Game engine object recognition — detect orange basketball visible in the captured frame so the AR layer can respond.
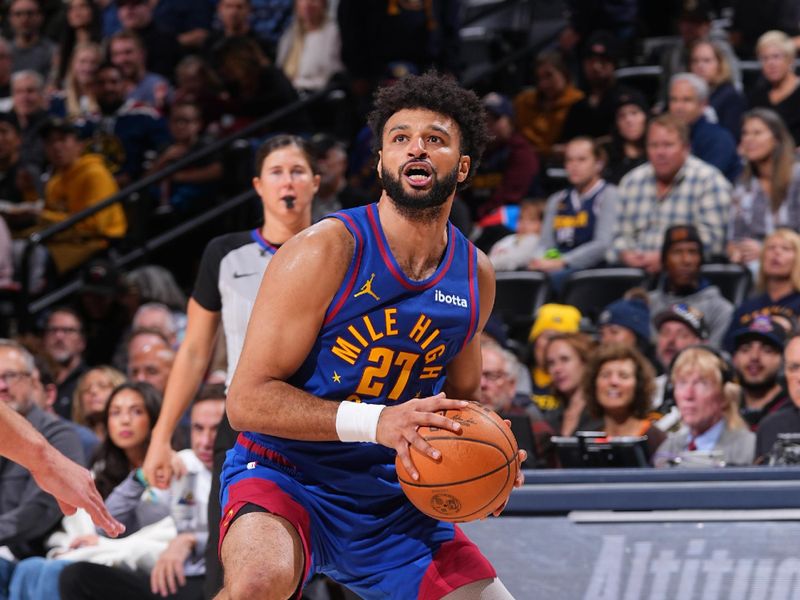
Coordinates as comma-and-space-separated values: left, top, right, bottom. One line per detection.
395, 402, 520, 522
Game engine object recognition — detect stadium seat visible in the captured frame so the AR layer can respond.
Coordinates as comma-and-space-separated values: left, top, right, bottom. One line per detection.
493, 271, 550, 342
614, 64, 662, 106
700, 263, 752, 306
559, 268, 648, 321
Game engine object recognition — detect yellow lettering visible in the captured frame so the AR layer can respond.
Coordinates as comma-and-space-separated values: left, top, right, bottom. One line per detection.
385, 308, 398, 336
420, 328, 441, 350
553, 211, 589, 229
419, 366, 443, 379
409, 314, 432, 343
331, 337, 362, 365
425, 344, 446, 363
347, 324, 369, 347
362, 314, 385, 342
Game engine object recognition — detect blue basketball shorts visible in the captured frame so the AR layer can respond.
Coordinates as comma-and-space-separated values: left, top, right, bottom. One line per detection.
219, 433, 496, 600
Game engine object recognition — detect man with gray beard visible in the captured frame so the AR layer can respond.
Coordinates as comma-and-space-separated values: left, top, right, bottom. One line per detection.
41, 307, 87, 420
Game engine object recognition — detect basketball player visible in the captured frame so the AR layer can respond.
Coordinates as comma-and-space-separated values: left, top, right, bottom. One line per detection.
141, 135, 318, 596
216, 73, 524, 600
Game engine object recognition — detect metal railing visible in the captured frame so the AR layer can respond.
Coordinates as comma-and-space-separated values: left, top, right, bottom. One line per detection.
19, 83, 344, 319
19, 7, 563, 320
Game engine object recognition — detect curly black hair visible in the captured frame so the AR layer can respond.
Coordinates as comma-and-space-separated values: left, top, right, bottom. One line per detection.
367, 72, 490, 188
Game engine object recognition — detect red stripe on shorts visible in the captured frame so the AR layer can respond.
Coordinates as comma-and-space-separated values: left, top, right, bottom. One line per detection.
417, 525, 497, 599
218, 478, 313, 600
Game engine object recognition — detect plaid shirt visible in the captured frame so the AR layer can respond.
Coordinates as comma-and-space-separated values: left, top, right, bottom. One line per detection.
611, 155, 732, 259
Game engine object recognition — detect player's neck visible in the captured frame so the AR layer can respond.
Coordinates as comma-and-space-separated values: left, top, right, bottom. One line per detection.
377, 196, 451, 281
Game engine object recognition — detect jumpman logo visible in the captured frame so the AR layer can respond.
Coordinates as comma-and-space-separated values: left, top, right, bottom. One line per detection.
354, 273, 380, 301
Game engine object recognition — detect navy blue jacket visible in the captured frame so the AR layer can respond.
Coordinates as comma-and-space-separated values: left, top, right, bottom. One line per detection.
691, 115, 742, 183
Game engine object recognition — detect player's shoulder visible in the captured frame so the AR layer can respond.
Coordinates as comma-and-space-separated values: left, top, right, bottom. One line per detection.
475, 245, 494, 280
280, 217, 355, 264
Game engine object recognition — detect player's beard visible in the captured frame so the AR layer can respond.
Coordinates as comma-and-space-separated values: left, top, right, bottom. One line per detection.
380, 162, 460, 223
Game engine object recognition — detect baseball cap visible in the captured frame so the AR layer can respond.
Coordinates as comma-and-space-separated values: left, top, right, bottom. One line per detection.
654, 303, 709, 339
661, 224, 704, 265
482, 92, 514, 119
680, 0, 713, 22
80, 258, 121, 295
38, 117, 78, 139
733, 315, 788, 351
613, 88, 649, 115
528, 303, 581, 342
584, 30, 619, 62
598, 297, 651, 343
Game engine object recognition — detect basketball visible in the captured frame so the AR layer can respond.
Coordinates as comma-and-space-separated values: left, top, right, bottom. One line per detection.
395, 402, 520, 522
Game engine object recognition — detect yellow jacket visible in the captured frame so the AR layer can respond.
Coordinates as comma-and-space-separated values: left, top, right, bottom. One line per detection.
42, 154, 126, 239
513, 85, 585, 155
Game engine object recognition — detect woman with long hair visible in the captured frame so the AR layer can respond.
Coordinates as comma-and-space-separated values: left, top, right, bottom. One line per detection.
688, 38, 746, 141
61, 42, 102, 119
544, 332, 598, 436
583, 344, 665, 461
57, 0, 103, 85
92, 381, 162, 500
725, 228, 800, 349
603, 89, 649, 185
277, 0, 343, 94
71, 366, 127, 441
748, 30, 800, 145
728, 109, 800, 269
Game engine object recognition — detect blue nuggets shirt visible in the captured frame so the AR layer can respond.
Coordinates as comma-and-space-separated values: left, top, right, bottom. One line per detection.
239, 203, 481, 502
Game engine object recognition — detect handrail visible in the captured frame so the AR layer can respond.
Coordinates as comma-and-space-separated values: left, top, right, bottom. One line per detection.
22, 22, 556, 318
19, 83, 341, 321
460, 0, 531, 29
27, 187, 257, 314
28, 83, 342, 245
462, 27, 562, 88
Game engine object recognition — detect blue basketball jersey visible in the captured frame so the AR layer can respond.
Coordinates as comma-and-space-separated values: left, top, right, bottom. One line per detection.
241, 203, 481, 505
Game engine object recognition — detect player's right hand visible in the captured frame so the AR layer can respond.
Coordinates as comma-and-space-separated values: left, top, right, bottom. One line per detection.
376, 393, 468, 481
142, 438, 176, 490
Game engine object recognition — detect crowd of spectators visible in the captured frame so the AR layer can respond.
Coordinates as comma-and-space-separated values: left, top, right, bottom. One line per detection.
4, 0, 800, 597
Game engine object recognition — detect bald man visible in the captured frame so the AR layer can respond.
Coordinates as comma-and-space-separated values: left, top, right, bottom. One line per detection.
127, 329, 175, 394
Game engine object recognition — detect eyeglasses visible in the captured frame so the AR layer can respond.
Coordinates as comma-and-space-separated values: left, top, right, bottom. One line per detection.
481, 370, 509, 382
0, 371, 31, 384
81, 380, 114, 393
10, 10, 39, 17
44, 326, 81, 335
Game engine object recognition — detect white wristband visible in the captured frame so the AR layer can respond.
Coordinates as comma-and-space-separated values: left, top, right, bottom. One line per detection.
336, 401, 386, 443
